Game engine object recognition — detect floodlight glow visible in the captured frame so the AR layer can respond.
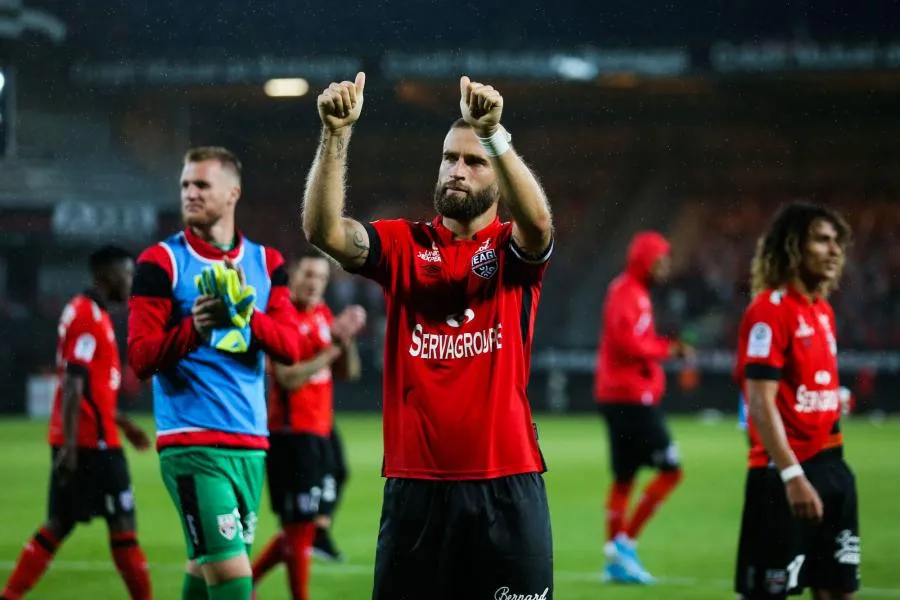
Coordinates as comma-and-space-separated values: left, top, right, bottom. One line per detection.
264, 78, 309, 98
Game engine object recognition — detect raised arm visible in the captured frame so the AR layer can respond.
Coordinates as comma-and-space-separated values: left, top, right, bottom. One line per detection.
302, 72, 371, 270
460, 76, 553, 257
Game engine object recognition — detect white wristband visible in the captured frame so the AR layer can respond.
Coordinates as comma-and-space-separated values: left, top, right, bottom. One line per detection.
477, 126, 512, 157
780, 464, 804, 483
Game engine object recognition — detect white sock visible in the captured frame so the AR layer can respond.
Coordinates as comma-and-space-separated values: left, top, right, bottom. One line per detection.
604, 541, 618, 559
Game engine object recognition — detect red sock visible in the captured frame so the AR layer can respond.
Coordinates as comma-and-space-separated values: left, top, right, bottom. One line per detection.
625, 469, 683, 540
606, 480, 634, 541
2, 527, 61, 599
252, 531, 285, 585
110, 532, 152, 600
283, 523, 316, 600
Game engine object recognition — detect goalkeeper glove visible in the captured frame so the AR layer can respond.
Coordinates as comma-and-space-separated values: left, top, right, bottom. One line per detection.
209, 325, 252, 354
194, 263, 257, 329
194, 265, 217, 297
220, 267, 257, 329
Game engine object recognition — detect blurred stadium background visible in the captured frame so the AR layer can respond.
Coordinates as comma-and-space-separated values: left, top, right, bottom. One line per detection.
0, 1, 898, 598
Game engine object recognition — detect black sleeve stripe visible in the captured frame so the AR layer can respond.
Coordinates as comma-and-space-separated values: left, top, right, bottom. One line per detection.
745, 363, 782, 381
510, 236, 554, 264
831, 419, 841, 434
131, 262, 172, 298
64, 363, 89, 378
345, 222, 382, 275
270, 264, 288, 287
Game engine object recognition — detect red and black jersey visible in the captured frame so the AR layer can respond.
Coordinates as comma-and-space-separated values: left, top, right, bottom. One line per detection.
49, 291, 121, 449
736, 286, 842, 467
268, 303, 335, 436
351, 216, 552, 480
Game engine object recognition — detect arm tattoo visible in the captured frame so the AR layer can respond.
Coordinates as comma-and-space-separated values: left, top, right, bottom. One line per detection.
347, 227, 369, 259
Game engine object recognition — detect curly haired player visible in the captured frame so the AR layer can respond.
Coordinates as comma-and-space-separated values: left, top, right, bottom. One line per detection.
734, 202, 860, 600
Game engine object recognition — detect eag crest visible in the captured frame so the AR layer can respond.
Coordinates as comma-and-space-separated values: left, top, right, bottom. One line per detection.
471, 241, 498, 280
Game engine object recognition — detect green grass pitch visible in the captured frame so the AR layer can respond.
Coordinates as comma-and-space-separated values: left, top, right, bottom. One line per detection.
0, 414, 897, 599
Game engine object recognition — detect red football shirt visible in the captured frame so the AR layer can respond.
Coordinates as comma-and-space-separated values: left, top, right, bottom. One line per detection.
49, 293, 121, 449
353, 216, 551, 480
268, 303, 335, 437
736, 286, 841, 468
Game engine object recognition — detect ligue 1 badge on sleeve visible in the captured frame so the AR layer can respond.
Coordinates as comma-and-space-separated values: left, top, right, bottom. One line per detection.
471, 241, 498, 280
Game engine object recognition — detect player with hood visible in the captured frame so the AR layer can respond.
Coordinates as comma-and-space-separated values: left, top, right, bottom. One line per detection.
594, 231, 694, 584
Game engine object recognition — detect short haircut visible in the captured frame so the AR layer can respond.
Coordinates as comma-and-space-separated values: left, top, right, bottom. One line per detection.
184, 146, 242, 181
291, 246, 335, 271
89, 245, 132, 275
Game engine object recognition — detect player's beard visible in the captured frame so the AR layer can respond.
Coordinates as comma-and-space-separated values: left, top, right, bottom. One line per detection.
433, 182, 498, 222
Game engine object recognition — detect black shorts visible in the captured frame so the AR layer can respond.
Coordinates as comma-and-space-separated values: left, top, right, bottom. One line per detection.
372, 473, 553, 600
266, 432, 335, 523
319, 426, 347, 516
329, 424, 348, 487
48, 447, 134, 524
598, 402, 680, 480
734, 449, 860, 598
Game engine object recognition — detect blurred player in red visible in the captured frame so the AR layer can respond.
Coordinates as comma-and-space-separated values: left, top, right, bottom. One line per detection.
734, 202, 859, 600
1, 246, 152, 600
303, 73, 555, 598
594, 231, 692, 584
252, 250, 366, 600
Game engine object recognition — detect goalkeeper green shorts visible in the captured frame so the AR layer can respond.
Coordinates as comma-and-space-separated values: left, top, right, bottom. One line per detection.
160, 446, 265, 564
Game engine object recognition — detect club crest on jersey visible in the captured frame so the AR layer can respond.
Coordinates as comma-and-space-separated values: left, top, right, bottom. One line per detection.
471, 241, 498, 280
217, 512, 238, 541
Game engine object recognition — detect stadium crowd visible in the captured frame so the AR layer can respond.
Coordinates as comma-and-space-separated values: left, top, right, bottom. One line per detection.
4, 190, 899, 354
660, 193, 900, 349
